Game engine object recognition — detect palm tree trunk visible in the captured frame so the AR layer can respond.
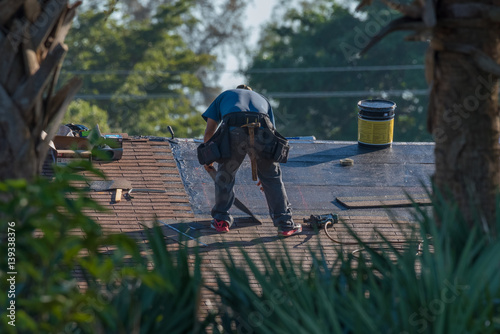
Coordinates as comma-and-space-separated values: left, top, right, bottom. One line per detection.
0, 0, 81, 181
428, 0, 500, 227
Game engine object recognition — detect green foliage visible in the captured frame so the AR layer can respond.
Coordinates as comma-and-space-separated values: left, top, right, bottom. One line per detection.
82, 225, 205, 333
63, 0, 251, 139
63, 99, 111, 133
0, 162, 109, 333
0, 163, 205, 333
1, 145, 499, 333
64, 1, 214, 138
247, 1, 430, 141
213, 192, 500, 333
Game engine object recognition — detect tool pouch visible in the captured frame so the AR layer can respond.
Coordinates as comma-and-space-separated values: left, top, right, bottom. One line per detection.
255, 128, 290, 163
197, 123, 231, 165
272, 130, 290, 163
197, 141, 221, 165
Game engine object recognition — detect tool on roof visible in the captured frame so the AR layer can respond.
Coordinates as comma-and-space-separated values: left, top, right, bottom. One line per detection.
304, 213, 339, 229
241, 120, 261, 181
167, 126, 175, 140
89, 178, 166, 202
88, 178, 132, 203
65, 123, 90, 137
125, 188, 167, 200
107, 178, 131, 203
167, 125, 178, 144
128, 188, 166, 194
206, 167, 262, 224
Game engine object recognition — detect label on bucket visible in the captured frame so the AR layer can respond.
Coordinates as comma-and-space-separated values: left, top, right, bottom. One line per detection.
358, 117, 394, 145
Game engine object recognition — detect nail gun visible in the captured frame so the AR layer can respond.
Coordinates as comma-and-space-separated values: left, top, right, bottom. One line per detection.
303, 213, 339, 229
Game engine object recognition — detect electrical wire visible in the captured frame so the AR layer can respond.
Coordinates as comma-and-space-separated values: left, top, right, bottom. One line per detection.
74, 93, 179, 100
246, 64, 425, 73
74, 89, 428, 100
67, 65, 427, 100
322, 220, 426, 256
68, 64, 427, 100
62, 64, 425, 75
266, 89, 428, 98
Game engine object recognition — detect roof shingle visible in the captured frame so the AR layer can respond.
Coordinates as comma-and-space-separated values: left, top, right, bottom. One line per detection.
45, 136, 433, 318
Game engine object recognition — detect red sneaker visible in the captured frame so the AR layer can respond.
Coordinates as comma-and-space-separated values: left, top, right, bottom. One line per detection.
211, 219, 230, 233
278, 224, 302, 237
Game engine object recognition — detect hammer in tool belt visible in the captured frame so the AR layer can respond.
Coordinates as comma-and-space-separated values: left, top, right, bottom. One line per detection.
241, 121, 261, 181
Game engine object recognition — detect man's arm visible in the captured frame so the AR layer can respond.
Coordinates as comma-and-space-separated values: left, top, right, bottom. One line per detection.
203, 118, 218, 171
204, 118, 218, 143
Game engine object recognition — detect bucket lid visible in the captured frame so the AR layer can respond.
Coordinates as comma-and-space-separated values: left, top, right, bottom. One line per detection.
357, 99, 396, 112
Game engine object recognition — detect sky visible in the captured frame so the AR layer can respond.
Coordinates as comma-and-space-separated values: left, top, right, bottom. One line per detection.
219, 0, 279, 90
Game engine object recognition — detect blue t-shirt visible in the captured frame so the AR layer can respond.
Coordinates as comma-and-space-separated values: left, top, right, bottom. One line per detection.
202, 89, 275, 127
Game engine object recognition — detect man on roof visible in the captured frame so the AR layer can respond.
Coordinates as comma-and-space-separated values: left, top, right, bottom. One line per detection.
201, 84, 302, 237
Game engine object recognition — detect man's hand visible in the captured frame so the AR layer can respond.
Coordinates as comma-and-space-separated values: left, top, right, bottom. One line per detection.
256, 179, 264, 192
204, 163, 215, 172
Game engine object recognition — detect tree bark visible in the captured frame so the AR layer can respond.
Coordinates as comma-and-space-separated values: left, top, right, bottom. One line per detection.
0, 0, 81, 181
428, 0, 500, 228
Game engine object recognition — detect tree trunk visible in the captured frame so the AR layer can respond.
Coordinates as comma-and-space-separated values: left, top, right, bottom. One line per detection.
0, 0, 81, 181
428, 0, 500, 228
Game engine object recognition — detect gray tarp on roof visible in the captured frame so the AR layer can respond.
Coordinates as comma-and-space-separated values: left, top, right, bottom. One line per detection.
170, 140, 434, 220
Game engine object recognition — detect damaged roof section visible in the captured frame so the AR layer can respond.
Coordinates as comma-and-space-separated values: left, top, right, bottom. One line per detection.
170, 139, 435, 221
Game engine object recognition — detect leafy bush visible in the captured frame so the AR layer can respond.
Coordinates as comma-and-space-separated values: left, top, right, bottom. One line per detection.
82, 226, 205, 334
3, 156, 499, 333
213, 193, 500, 333
0, 162, 107, 333
0, 162, 205, 334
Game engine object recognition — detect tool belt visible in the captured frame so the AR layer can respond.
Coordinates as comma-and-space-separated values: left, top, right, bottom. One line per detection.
196, 121, 230, 165
197, 112, 290, 165
223, 112, 273, 128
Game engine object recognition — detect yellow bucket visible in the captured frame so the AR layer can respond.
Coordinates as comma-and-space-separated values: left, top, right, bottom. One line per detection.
357, 99, 396, 148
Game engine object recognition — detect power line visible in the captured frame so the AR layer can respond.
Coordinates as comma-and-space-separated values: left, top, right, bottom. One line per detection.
75, 93, 178, 100
62, 64, 425, 76
247, 64, 425, 74
266, 89, 429, 98
65, 70, 187, 75
75, 89, 429, 100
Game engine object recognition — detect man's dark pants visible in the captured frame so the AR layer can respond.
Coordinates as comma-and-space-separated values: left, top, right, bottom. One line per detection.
211, 127, 295, 230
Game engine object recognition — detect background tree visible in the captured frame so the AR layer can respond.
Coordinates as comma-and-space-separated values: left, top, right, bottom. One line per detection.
357, 0, 500, 228
0, 0, 81, 180
62, 0, 249, 138
113, 0, 250, 104
63, 2, 212, 138
62, 99, 110, 133
245, 1, 430, 141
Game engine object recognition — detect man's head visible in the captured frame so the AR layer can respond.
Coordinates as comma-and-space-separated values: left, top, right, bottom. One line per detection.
236, 84, 252, 91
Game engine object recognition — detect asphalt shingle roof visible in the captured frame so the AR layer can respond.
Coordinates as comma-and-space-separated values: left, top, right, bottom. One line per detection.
81, 137, 194, 234
45, 136, 434, 317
